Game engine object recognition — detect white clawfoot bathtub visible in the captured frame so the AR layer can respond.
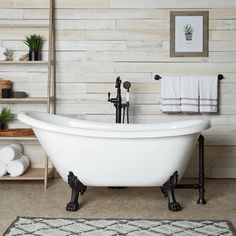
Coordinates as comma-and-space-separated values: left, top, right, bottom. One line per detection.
18, 111, 210, 212
18, 111, 210, 187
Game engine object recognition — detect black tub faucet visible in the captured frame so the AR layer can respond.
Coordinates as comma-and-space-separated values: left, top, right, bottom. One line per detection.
108, 77, 122, 123
108, 77, 131, 124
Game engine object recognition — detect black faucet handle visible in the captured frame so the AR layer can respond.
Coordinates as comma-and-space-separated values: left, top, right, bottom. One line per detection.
108, 92, 111, 101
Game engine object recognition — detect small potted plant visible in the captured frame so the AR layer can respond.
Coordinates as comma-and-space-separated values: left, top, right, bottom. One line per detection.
24, 34, 43, 61
184, 24, 194, 41
0, 107, 13, 130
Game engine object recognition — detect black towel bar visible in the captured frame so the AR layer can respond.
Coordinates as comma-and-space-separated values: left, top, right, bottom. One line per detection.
154, 74, 224, 80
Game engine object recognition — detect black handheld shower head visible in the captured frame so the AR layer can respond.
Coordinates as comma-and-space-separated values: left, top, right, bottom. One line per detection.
123, 81, 131, 91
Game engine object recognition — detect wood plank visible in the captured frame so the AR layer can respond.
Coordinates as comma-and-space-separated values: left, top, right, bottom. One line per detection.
86, 29, 169, 41
0, 28, 48, 40
0, 168, 53, 180
110, 0, 236, 9
54, 9, 169, 20
210, 31, 236, 41
0, 0, 49, 8
0, 61, 48, 64
55, 19, 115, 30
0, 136, 37, 141
115, 62, 236, 73
0, 97, 49, 104
210, 9, 236, 19
55, 0, 109, 9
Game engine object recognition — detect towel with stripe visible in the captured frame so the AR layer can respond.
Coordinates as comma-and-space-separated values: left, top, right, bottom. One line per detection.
160, 76, 181, 113
160, 76, 218, 113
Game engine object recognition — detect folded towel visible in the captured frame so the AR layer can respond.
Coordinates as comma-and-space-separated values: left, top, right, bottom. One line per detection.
7, 155, 30, 177
181, 76, 199, 113
199, 76, 218, 113
161, 76, 181, 113
0, 160, 7, 177
0, 144, 23, 162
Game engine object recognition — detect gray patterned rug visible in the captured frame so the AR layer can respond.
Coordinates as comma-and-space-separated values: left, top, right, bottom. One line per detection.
4, 217, 236, 236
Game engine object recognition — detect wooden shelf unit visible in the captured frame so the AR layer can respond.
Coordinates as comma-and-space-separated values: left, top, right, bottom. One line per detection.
0, 168, 53, 181
0, 24, 49, 28
0, 136, 37, 141
0, 0, 55, 189
0, 97, 50, 104
0, 61, 48, 64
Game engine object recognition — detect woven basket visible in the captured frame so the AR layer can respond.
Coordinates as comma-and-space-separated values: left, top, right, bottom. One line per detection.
0, 79, 12, 97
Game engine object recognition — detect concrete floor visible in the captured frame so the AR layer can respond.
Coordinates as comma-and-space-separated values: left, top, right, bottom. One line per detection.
0, 179, 236, 234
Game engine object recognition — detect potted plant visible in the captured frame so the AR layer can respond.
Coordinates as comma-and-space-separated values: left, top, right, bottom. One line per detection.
0, 107, 14, 130
184, 24, 194, 41
24, 34, 43, 61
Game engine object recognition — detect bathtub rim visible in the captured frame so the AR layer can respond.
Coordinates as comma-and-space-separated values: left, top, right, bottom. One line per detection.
17, 111, 210, 139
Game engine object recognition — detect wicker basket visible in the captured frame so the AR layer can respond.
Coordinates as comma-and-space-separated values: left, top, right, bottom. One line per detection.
0, 79, 12, 97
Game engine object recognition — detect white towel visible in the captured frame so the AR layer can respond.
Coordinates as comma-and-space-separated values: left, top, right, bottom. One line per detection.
0, 47, 7, 53
161, 76, 181, 113
181, 76, 199, 113
0, 160, 7, 177
0, 144, 23, 162
7, 155, 30, 177
0, 54, 8, 61
199, 76, 218, 113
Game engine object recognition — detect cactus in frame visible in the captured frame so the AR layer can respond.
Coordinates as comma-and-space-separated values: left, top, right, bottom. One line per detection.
184, 24, 194, 40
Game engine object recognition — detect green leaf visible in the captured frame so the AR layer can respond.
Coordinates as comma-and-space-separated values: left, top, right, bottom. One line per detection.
24, 34, 43, 50
0, 107, 14, 125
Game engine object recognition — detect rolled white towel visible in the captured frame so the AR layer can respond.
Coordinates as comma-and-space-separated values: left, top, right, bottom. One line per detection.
0, 144, 23, 162
7, 155, 30, 177
0, 160, 7, 177
0, 47, 7, 53
0, 54, 8, 61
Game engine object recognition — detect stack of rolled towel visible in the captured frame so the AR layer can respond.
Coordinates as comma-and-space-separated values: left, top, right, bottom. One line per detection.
0, 144, 30, 177
0, 47, 13, 61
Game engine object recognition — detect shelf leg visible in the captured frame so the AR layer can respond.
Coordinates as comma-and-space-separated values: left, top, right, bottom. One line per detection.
44, 154, 48, 189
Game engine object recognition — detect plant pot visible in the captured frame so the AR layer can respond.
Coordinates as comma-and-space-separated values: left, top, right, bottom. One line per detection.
0, 123, 7, 130
185, 33, 193, 41
29, 50, 40, 61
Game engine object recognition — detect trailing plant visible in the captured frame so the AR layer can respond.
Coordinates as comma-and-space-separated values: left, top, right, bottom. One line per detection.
24, 34, 43, 51
184, 24, 194, 34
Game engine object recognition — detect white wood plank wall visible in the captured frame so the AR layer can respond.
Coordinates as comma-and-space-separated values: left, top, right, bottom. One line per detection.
0, 0, 236, 178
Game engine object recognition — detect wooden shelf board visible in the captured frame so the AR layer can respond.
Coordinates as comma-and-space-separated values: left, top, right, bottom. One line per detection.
0, 61, 48, 64
0, 24, 49, 28
0, 136, 37, 141
0, 97, 49, 104
0, 168, 53, 180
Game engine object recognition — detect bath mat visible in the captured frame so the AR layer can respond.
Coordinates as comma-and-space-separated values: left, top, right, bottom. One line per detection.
4, 217, 236, 236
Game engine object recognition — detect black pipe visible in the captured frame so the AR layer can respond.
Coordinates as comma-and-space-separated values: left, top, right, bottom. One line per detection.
175, 134, 207, 205
108, 77, 123, 123
197, 135, 206, 204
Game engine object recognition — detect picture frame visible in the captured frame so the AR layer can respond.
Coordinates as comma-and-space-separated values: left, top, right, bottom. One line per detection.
170, 11, 209, 57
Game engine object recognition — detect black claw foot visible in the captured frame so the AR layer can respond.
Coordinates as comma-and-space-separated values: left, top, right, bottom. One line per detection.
168, 202, 181, 212
162, 171, 182, 212
66, 171, 87, 212
81, 186, 87, 195
160, 186, 168, 197
66, 201, 79, 211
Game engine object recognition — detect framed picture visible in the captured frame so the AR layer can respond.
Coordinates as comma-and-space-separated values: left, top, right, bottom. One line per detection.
170, 11, 209, 57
